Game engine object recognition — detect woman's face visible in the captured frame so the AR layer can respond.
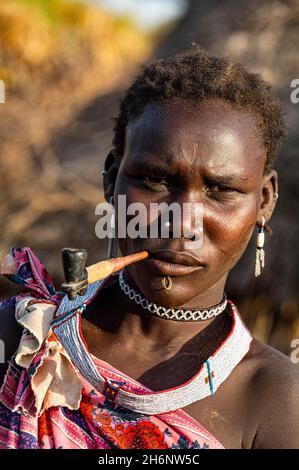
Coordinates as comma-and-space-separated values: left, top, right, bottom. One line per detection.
111, 98, 277, 307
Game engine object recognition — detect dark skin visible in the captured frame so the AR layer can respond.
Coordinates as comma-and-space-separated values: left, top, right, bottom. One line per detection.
1, 98, 299, 448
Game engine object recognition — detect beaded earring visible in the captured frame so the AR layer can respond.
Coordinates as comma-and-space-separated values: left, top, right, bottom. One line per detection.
255, 216, 265, 277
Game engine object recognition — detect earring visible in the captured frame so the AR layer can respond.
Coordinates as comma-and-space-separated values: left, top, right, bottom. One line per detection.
255, 216, 265, 277
107, 196, 117, 259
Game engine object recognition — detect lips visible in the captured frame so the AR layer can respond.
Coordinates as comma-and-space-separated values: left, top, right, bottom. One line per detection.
150, 250, 204, 267
145, 249, 206, 276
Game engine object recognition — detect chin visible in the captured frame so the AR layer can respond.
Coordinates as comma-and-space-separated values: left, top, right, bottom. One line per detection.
126, 263, 207, 308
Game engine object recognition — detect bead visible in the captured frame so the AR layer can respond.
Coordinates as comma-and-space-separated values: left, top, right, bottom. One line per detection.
257, 232, 265, 248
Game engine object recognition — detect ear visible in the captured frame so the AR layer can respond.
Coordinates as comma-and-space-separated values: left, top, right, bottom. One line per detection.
259, 169, 279, 222
102, 149, 119, 202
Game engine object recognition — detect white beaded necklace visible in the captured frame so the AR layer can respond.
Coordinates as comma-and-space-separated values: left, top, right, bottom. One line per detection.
119, 269, 227, 321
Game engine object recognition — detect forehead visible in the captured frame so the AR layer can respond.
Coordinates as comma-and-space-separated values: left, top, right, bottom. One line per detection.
124, 99, 266, 176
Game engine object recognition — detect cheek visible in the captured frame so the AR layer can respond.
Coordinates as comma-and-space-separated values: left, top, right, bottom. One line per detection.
114, 177, 167, 234
205, 198, 258, 260
227, 221, 255, 267
114, 180, 152, 254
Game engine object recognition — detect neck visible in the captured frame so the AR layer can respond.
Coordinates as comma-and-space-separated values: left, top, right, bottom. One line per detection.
87, 273, 229, 356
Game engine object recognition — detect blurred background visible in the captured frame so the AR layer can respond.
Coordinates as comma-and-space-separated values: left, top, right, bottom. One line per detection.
0, 0, 298, 354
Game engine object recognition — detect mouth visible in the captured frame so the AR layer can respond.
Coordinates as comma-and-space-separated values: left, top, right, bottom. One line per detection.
145, 249, 206, 276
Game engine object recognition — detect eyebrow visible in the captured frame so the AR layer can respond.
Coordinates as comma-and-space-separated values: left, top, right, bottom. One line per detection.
128, 159, 171, 174
204, 173, 251, 185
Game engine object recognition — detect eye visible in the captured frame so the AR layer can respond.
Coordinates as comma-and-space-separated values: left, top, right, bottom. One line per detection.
206, 184, 238, 200
143, 176, 169, 191
209, 184, 235, 192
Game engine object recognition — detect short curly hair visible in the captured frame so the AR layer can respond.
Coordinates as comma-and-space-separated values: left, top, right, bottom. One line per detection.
112, 46, 287, 174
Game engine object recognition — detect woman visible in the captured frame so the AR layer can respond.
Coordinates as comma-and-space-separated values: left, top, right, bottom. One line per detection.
0, 46, 299, 449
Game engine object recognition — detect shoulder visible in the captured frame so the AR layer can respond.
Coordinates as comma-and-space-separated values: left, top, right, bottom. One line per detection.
246, 338, 299, 448
0, 303, 23, 386
248, 338, 299, 391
